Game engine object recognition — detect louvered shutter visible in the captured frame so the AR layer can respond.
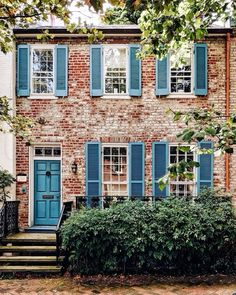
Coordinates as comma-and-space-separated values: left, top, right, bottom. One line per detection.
129, 44, 141, 96
194, 43, 207, 96
55, 45, 68, 96
156, 55, 169, 96
197, 141, 213, 193
90, 45, 103, 96
152, 142, 169, 197
17, 45, 30, 96
86, 142, 101, 207
129, 143, 145, 197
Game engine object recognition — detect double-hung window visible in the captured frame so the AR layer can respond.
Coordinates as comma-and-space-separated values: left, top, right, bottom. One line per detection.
153, 141, 213, 198
90, 44, 141, 97
156, 43, 207, 96
104, 46, 128, 95
31, 46, 54, 95
170, 47, 192, 94
169, 145, 196, 196
102, 145, 128, 196
86, 142, 145, 202
17, 44, 68, 97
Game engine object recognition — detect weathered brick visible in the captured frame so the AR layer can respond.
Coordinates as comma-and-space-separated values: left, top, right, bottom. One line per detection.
15, 35, 229, 228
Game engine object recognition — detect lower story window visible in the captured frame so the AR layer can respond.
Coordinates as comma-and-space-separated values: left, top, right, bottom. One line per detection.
102, 145, 128, 196
169, 145, 196, 196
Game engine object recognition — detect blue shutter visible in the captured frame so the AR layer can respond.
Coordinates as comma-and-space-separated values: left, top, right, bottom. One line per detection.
129, 143, 145, 197
156, 55, 169, 96
90, 45, 103, 96
129, 45, 141, 96
194, 43, 207, 96
86, 142, 101, 203
17, 45, 30, 96
152, 142, 169, 197
55, 45, 68, 96
197, 141, 213, 193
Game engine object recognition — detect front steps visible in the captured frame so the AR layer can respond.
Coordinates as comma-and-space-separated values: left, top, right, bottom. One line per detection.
0, 233, 63, 274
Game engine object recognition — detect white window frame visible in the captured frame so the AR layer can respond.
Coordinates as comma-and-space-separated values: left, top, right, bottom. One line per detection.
101, 143, 129, 196
34, 146, 61, 158
169, 46, 194, 95
103, 45, 129, 97
169, 144, 197, 196
30, 44, 56, 98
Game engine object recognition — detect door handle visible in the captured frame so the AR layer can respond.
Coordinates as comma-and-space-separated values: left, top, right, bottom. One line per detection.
46, 171, 51, 177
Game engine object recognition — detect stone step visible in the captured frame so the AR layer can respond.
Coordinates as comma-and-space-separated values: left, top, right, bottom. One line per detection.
25, 226, 56, 233
2, 233, 56, 245
0, 265, 62, 273
0, 256, 64, 264
0, 246, 57, 254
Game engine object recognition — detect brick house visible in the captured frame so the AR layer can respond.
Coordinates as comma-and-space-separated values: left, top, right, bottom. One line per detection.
13, 25, 234, 230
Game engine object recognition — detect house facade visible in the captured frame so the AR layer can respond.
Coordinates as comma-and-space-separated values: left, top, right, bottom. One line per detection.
13, 25, 235, 229
0, 50, 16, 199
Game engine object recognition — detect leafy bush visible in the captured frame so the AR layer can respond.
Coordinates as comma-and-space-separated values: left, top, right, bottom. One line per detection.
0, 168, 15, 202
61, 191, 236, 275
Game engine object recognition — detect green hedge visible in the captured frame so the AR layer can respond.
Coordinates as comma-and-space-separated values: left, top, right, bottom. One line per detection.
61, 191, 236, 275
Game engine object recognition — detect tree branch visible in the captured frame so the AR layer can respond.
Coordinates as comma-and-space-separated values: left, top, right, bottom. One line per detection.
0, 13, 42, 20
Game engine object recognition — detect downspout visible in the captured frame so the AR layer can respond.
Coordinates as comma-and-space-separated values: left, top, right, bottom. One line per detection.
225, 32, 230, 192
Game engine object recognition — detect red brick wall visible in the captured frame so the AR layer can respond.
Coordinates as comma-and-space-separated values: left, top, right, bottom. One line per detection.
16, 35, 227, 227
229, 32, 236, 206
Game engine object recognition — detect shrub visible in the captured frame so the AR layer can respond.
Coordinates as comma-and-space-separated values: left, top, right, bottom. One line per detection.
0, 168, 15, 202
61, 192, 236, 275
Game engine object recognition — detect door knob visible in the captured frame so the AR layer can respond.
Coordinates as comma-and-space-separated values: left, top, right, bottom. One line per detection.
46, 171, 51, 176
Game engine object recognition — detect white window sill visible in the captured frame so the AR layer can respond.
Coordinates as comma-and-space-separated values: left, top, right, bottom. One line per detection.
166, 94, 197, 99
28, 96, 58, 100
101, 95, 131, 100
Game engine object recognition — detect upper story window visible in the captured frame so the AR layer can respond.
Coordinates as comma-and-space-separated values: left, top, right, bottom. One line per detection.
90, 44, 141, 97
31, 47, 54, 95
104, 46, 128, 95
17, 44, 68, 98
170, 47, 192, 94
156, 43, 207, 96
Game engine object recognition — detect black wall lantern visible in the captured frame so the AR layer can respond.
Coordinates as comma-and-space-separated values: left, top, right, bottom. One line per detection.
71, 161, 78, 174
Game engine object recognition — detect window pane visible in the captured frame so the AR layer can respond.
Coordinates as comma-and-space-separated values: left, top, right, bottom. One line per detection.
45, 148, 52, 156
53, 148, 61, 156
104, 147, 110, 155
170, 146, 177, 154
35, 147, 43, 156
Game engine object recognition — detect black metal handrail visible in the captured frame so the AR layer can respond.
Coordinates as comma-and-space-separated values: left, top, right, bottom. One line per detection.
0, 201, 20, 240
56, 201, 73, 262
75, 195, 165, 210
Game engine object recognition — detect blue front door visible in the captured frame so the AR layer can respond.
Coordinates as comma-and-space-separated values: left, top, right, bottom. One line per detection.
34, 160, 61, 225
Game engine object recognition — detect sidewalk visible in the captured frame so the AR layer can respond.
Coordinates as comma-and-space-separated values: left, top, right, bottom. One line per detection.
0, 277, 235, 295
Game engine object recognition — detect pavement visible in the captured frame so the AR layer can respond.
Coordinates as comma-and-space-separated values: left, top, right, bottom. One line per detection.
0, 277, 235, 294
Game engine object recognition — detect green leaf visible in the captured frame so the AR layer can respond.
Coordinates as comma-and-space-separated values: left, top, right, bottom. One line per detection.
182, 130, 195, 142
178, 146, 191, 153
205, 127, 216, 136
